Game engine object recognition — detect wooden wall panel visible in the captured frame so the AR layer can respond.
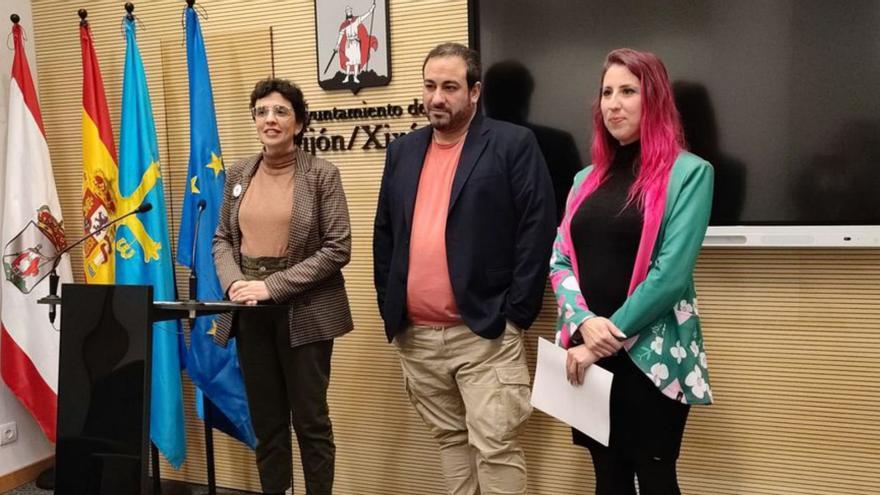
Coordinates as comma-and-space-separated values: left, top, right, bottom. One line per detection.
28, 0, 880, 493
679, 249, 880, 495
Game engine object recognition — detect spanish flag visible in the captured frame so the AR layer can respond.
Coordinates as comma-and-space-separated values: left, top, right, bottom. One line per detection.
81, 18, 117, 283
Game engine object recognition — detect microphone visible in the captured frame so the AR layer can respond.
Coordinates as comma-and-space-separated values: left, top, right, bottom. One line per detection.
45, 201, 153, 323
189, 199, 208, 302
48, 272, 59, 325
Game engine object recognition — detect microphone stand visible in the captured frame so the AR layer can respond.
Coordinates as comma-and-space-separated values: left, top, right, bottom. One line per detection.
188, 200, 217, 495
188, 201, 203, 304
44, 202, 153, 324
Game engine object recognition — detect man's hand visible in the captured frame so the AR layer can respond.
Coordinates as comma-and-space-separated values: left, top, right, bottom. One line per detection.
229, 280, 271, 306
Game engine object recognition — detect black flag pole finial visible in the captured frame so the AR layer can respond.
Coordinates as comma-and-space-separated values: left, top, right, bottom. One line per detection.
9, 14, 22, 49
125, 2, 135, 21
186, 0, 195, 8
78, 9, 88, 27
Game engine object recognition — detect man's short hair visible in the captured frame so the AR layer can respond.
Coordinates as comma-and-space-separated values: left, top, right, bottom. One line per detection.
422, 43, 481, 89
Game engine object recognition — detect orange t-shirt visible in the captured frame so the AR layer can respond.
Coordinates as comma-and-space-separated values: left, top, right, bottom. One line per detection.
406, 136, 466, 326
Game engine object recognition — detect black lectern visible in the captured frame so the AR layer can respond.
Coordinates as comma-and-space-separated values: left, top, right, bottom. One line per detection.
41, 284, 250, 495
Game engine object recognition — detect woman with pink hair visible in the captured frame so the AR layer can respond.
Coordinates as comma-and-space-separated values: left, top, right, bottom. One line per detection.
550, 48, 714, 494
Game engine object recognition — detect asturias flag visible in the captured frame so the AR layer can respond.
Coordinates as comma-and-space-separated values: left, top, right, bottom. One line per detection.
0, 20, 74, 442
117, 16, 186, 468
81, 18, 117, 284
177, 6, 256, 449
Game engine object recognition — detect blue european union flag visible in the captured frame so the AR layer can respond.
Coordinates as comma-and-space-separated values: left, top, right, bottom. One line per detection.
176, 7, 256, 449
117, 17, 186, 468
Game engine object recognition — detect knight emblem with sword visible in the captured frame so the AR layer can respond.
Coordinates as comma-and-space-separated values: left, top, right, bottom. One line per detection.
318, 0, 389, 91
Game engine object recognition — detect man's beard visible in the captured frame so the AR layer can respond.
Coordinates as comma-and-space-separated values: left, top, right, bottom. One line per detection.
427, 103, 474, 132
346, 14, 353, 20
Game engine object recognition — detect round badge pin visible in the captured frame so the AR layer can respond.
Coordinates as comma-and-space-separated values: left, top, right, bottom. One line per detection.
232, 184, 242, 198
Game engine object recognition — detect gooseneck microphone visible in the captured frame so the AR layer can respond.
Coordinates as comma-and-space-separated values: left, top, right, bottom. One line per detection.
188, 198, 207, 301
45, 202, 153, 323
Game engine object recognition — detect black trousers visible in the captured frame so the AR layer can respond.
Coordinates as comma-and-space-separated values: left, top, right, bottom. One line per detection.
588, 446, 682, 495
237, 257, 335, 495
574, 353, 690, 495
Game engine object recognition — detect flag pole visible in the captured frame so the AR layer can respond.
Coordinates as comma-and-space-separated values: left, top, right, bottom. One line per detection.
11, 11, 57, 491
17, 6, 54, 489
124, 2, 165, 492
8, 10, 61, 492
182, 2, 218, 494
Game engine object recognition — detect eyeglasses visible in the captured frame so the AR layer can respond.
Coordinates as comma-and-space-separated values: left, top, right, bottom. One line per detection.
251, 105, 294, 120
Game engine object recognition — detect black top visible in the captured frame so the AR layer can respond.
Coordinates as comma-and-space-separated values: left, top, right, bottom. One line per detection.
571, 141, 643, 318
569, 141, 691, 458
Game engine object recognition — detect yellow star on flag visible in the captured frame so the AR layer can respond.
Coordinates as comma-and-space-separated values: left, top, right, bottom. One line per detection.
206, 152, 224, 177
190, 176, 200, 194
207, 320, 217, 336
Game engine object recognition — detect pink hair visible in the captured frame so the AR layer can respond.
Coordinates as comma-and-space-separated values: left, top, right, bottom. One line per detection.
561, 48, 685, 241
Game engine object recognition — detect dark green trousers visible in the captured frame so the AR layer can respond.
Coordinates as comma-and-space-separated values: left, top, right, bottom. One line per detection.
237, 256, 335, 495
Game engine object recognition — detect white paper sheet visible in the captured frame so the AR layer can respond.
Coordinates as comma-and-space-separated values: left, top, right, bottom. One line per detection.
530, 337, 613, 446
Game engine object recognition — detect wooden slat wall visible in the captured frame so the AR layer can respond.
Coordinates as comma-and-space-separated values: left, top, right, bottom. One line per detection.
28, 1, 880, 493
681, 249, 880, 495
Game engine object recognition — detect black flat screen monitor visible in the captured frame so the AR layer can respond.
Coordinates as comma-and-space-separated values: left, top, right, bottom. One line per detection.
474, 0, 880, 246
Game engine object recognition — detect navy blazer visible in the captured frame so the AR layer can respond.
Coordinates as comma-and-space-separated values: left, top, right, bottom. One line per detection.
373, 114, 556, 341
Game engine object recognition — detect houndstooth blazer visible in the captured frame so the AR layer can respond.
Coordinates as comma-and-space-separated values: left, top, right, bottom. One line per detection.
212, 149, 353, 348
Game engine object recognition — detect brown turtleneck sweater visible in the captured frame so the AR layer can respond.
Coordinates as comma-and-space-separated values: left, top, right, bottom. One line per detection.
239, 148, 297, 257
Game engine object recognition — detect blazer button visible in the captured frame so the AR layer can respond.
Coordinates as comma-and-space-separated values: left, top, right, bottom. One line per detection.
259, 266, 267, 272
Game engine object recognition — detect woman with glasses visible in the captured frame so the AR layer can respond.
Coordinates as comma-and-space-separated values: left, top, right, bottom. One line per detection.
550, 49, 714, 494
213, 77, 352, 495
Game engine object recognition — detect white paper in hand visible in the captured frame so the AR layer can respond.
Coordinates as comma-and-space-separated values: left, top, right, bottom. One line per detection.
530, 337, 613, 446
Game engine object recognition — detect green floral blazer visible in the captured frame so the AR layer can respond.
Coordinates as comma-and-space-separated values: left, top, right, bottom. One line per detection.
550, 152, 714, 405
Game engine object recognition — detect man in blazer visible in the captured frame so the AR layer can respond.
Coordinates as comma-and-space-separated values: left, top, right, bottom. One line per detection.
373, 43, 555, 495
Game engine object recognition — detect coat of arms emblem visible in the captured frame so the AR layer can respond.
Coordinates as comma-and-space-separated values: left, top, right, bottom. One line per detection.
315, 0, 391, 93
3, 206, 68, 293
